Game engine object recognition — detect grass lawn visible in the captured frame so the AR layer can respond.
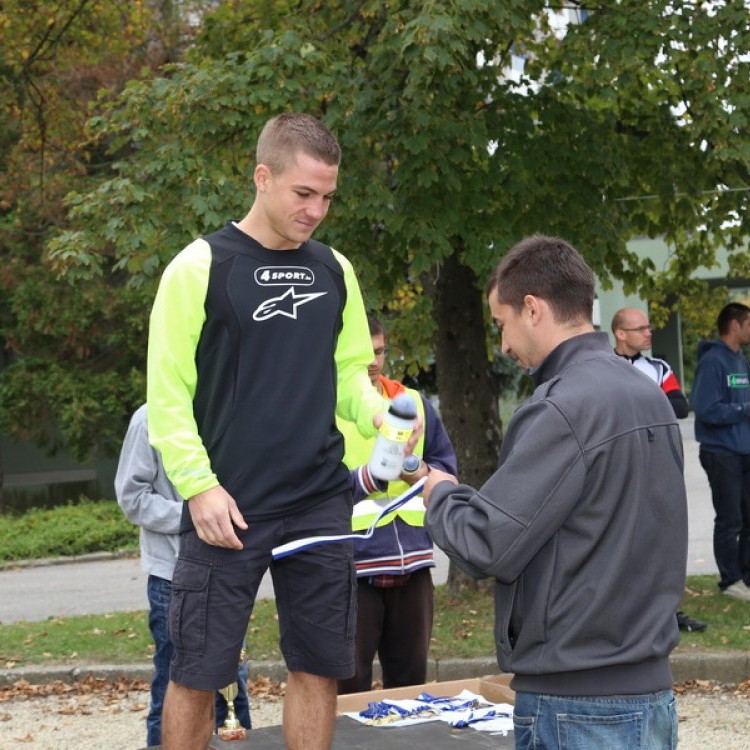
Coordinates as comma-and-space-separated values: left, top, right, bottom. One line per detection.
1, 575, 748, 671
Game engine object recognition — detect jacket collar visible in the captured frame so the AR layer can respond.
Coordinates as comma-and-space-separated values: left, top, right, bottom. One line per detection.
531, 331, 612, 387
614, 349, 642, 364
378, 375, 407, 400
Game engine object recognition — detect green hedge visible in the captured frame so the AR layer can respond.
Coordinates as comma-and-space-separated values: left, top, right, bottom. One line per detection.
0, 499, 139, 562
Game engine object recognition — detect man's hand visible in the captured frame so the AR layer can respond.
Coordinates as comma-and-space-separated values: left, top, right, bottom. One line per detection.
423, 468, 458, 507
187, 485, 248, 549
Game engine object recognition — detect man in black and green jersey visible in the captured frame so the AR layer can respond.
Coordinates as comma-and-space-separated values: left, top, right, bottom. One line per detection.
147, 114, 397, 750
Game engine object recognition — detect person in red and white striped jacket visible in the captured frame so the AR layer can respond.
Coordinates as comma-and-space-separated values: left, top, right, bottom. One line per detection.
612, 307, 689, 418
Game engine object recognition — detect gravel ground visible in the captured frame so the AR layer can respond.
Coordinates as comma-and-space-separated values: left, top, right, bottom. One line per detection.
1, 682, 749, 748
0, 687, 284, 749
0, 677, 286, 749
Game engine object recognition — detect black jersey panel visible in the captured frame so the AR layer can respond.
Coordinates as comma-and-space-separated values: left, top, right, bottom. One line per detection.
191, 223, 351, 521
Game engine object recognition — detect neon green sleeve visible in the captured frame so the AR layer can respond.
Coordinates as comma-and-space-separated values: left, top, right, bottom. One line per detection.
332, 249, 385, 437
146, 239, 218, 500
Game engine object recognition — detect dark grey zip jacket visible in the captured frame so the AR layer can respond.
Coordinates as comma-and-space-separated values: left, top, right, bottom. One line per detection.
426, 332, 688, 696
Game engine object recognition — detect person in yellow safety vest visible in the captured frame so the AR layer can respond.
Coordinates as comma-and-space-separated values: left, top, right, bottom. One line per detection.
337, 315, 458, 695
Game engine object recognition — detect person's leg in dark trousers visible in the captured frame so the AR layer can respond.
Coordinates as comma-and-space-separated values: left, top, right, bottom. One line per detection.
233, 658, 252, 728
739, 454, 750, 585
337, 579, 384, 694
146, 575, 173, 748
378, 568, 434, 689
700, 450, 744, 589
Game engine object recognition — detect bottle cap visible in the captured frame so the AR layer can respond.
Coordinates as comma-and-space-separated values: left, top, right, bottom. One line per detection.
389, 393, 417, 419
402, 455, 421, 474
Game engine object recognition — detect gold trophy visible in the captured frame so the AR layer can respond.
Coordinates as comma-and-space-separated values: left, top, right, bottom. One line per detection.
217, 649, 249, 741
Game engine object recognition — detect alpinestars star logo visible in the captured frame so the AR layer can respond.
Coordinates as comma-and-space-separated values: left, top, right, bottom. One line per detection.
252, 287, 327, 321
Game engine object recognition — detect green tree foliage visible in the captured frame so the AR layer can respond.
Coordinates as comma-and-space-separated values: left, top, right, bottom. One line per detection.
7, 1, 750, 483
537, 0, 750, 322
0, 1, 212, 458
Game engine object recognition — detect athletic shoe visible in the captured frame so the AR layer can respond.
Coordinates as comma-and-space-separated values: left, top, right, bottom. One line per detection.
722, 580, 750, 602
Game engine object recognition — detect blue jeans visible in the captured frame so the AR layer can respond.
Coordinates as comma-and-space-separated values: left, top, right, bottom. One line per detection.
146, 575, 251, 748
513, 690, 677, 749
699, 450, 750, 590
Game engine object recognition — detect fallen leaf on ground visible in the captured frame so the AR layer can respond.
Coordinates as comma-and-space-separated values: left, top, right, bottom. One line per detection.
0, 673, 287, 716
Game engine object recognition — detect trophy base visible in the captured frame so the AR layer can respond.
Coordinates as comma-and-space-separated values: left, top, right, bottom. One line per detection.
217, 726, 248, 741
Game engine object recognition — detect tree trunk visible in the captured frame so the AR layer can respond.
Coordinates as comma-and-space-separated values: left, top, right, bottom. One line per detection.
428, 249, 503, 595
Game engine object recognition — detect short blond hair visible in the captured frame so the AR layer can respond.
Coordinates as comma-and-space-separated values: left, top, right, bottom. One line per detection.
256, 113, 341, 174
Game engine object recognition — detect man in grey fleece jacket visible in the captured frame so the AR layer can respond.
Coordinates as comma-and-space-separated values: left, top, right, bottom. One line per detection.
423, 236, 688, 750
115, 404, 251, 747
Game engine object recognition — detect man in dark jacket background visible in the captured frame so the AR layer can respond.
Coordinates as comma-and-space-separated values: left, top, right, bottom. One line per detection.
423, 235, 688, 750
691, 302, 750, 602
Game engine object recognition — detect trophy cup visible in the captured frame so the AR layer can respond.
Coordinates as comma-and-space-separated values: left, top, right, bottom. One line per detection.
217, 683, 247, 741
217, 648, 249, 742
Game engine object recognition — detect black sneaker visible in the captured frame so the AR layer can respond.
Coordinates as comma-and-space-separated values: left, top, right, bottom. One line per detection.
676, 610, 707, 633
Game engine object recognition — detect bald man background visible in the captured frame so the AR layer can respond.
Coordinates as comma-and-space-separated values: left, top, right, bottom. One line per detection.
612, 307, 689, 418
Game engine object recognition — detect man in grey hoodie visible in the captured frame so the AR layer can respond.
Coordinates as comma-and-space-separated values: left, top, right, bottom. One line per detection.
115, 404, 251, 747
691, 302, 750, 602
423, 236, 687, 750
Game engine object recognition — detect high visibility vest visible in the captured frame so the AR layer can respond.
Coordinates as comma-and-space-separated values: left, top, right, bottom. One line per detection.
337, 387, 426, 531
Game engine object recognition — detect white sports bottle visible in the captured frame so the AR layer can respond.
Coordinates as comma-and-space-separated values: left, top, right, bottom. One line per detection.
368, 393, 418, 481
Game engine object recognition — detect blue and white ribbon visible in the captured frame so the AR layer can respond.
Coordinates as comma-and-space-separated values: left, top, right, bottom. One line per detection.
271, 477, 426, 560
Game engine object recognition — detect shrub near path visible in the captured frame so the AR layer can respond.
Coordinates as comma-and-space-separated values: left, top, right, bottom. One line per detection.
0, 500, 139, 562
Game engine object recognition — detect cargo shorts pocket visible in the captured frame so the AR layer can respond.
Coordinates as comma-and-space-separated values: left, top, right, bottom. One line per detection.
168, 558, 212, 655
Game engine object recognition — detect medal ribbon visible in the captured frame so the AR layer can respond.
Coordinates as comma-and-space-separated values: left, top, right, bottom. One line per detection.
271, 477, 426, 560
